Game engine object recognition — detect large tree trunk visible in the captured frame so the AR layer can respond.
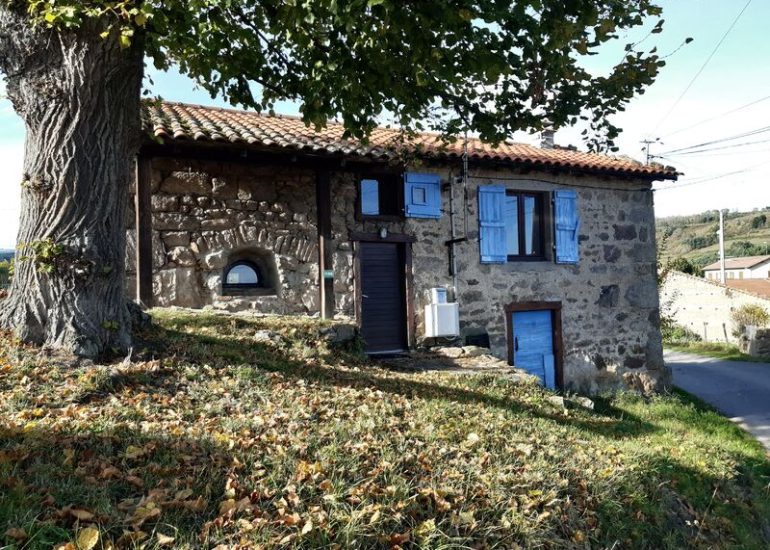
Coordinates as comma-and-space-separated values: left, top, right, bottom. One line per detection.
0, 9, 144, 357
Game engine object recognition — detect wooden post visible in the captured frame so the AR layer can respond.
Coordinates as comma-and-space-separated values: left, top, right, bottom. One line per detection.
316, 170, 335, 318
135, 155, 153, 308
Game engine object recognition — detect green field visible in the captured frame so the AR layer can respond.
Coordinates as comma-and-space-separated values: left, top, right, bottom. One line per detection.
657, 208, 770, 267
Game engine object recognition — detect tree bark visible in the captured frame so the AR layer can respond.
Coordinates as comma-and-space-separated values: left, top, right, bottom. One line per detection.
0, 8, 144, 357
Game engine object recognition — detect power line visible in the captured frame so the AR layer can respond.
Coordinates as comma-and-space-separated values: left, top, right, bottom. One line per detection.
649, 0, 753, 136
665, 136, 770, 157
655, 158, 770, 191
659, 124, 770, 155
663, 94, 770, 138
664, 146, 770, 158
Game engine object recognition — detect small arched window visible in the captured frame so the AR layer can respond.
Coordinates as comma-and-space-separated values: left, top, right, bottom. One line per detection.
223, 260, 263, 290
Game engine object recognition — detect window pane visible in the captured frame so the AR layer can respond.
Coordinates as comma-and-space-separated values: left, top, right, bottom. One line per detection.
361, 179, 380, 215
378, 177, 400, 215
227, 264, 259, 285
505, 195, 519, 256
523, 195, 540, 255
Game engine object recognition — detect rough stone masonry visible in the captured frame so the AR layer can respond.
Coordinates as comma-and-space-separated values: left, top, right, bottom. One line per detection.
127, 156, 668, 394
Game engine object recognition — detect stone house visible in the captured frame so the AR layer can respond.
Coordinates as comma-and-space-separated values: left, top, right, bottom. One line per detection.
129, 102, 677, 393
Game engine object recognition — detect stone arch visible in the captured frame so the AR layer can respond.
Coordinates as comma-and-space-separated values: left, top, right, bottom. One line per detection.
222, 246, 279, 296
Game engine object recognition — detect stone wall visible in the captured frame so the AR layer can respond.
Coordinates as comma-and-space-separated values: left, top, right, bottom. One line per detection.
748, 328, 770, 356
405, 166, 665, 394
128, 155, 667, 393
660, 271, 770, 343
127, 157, 320, 313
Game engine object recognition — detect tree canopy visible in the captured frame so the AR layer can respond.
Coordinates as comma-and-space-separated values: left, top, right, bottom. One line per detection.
0, 0, 669, 356
22, 0, 666, 148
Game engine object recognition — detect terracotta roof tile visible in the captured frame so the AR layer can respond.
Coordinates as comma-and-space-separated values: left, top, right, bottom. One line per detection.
142, 101, 678, 180
726, 279, 770, 300
703, 255, 770, 271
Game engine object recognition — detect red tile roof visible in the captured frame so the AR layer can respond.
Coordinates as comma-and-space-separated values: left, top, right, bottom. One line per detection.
142, 101, 678, 180
703, 255, 770, 271
726, 279, 770, 300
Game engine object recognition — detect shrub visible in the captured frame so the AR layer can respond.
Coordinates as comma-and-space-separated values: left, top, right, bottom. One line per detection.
730, 304, 770, 338
0, 259, 11, 288
727, 240, 766, 257
665, 257, 704, 277
661, 321, 702, 345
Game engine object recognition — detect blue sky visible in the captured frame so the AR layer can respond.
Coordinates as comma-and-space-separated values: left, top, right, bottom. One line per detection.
1, 0, 769, 247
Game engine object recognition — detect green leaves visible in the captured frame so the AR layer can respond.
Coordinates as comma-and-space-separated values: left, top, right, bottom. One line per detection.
20, 0, 669, 150
21, 239, 63, 274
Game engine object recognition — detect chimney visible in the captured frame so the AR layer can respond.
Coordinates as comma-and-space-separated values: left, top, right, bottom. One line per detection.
540, 128, 555, 149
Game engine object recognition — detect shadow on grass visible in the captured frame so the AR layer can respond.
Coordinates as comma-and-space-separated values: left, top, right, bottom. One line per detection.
2, 312, 770, 549
2, 419, 769, 549
0, 423, 234, 549
131, 321, 660, 440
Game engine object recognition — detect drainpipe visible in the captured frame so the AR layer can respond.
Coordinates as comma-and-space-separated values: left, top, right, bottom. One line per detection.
448, 174, 459, 290
445, 135, 469, 301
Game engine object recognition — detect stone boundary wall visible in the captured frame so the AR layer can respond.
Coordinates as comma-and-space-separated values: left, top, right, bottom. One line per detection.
660, 271, 770, 343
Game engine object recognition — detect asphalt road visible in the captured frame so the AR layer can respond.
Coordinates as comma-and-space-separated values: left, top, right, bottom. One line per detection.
666, 350, 770, 452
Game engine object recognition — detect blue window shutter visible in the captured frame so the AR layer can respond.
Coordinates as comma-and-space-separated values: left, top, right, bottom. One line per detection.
404, 172, 441, 218
554, 189, 580, 264
478, 185, 507, 264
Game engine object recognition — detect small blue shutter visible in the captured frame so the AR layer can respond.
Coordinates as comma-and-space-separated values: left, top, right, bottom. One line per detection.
554, 189, 580, 264
478, 185, 507, 264
404, 172, 441, 219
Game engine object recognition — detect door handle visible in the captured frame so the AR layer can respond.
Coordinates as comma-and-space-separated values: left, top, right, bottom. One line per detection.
514, 336, 519, 352
362, 294, 368, 298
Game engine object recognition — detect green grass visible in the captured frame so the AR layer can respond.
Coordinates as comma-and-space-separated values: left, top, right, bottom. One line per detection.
666, 341, 770, 363
1, 309, 769, 549
657, 207, 770, 264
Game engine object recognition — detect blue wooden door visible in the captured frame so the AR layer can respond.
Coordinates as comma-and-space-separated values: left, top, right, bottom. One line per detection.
512, 310, 556, 389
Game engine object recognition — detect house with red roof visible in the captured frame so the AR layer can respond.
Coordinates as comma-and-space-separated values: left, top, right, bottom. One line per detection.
703, 255, 770, 281
128, 101, 677, 393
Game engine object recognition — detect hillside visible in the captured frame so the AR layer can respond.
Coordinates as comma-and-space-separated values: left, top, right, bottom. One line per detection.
657, 208, 770, 267
1, 309, 769, 549
0, 249, 13, 262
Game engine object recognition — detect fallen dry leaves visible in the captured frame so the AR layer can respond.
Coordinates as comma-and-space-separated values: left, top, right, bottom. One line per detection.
0, 311, 769, 549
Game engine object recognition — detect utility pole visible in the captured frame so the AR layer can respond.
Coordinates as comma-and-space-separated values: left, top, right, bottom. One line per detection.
641, 138, 662, 165
718, 209, 726, 284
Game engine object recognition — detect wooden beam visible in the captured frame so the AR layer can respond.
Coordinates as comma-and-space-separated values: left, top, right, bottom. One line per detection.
316, 170, 334, 318
349, 231, 417, 243
139, 142, 404, 174
135, 155, 153, 308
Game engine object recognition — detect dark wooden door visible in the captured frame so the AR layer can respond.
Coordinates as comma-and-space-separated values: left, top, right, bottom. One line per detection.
359, 242, 408, 353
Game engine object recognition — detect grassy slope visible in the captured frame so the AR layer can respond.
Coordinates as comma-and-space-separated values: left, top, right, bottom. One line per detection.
657, 208, 770, 264
1, 310, 769, 549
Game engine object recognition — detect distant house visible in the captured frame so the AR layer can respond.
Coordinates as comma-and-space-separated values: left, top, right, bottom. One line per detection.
128, 101, 677, 393
703, 255, 770, 281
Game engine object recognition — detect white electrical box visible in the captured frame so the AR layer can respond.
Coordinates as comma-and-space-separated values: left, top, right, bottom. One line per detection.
424, 303, 460, 337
